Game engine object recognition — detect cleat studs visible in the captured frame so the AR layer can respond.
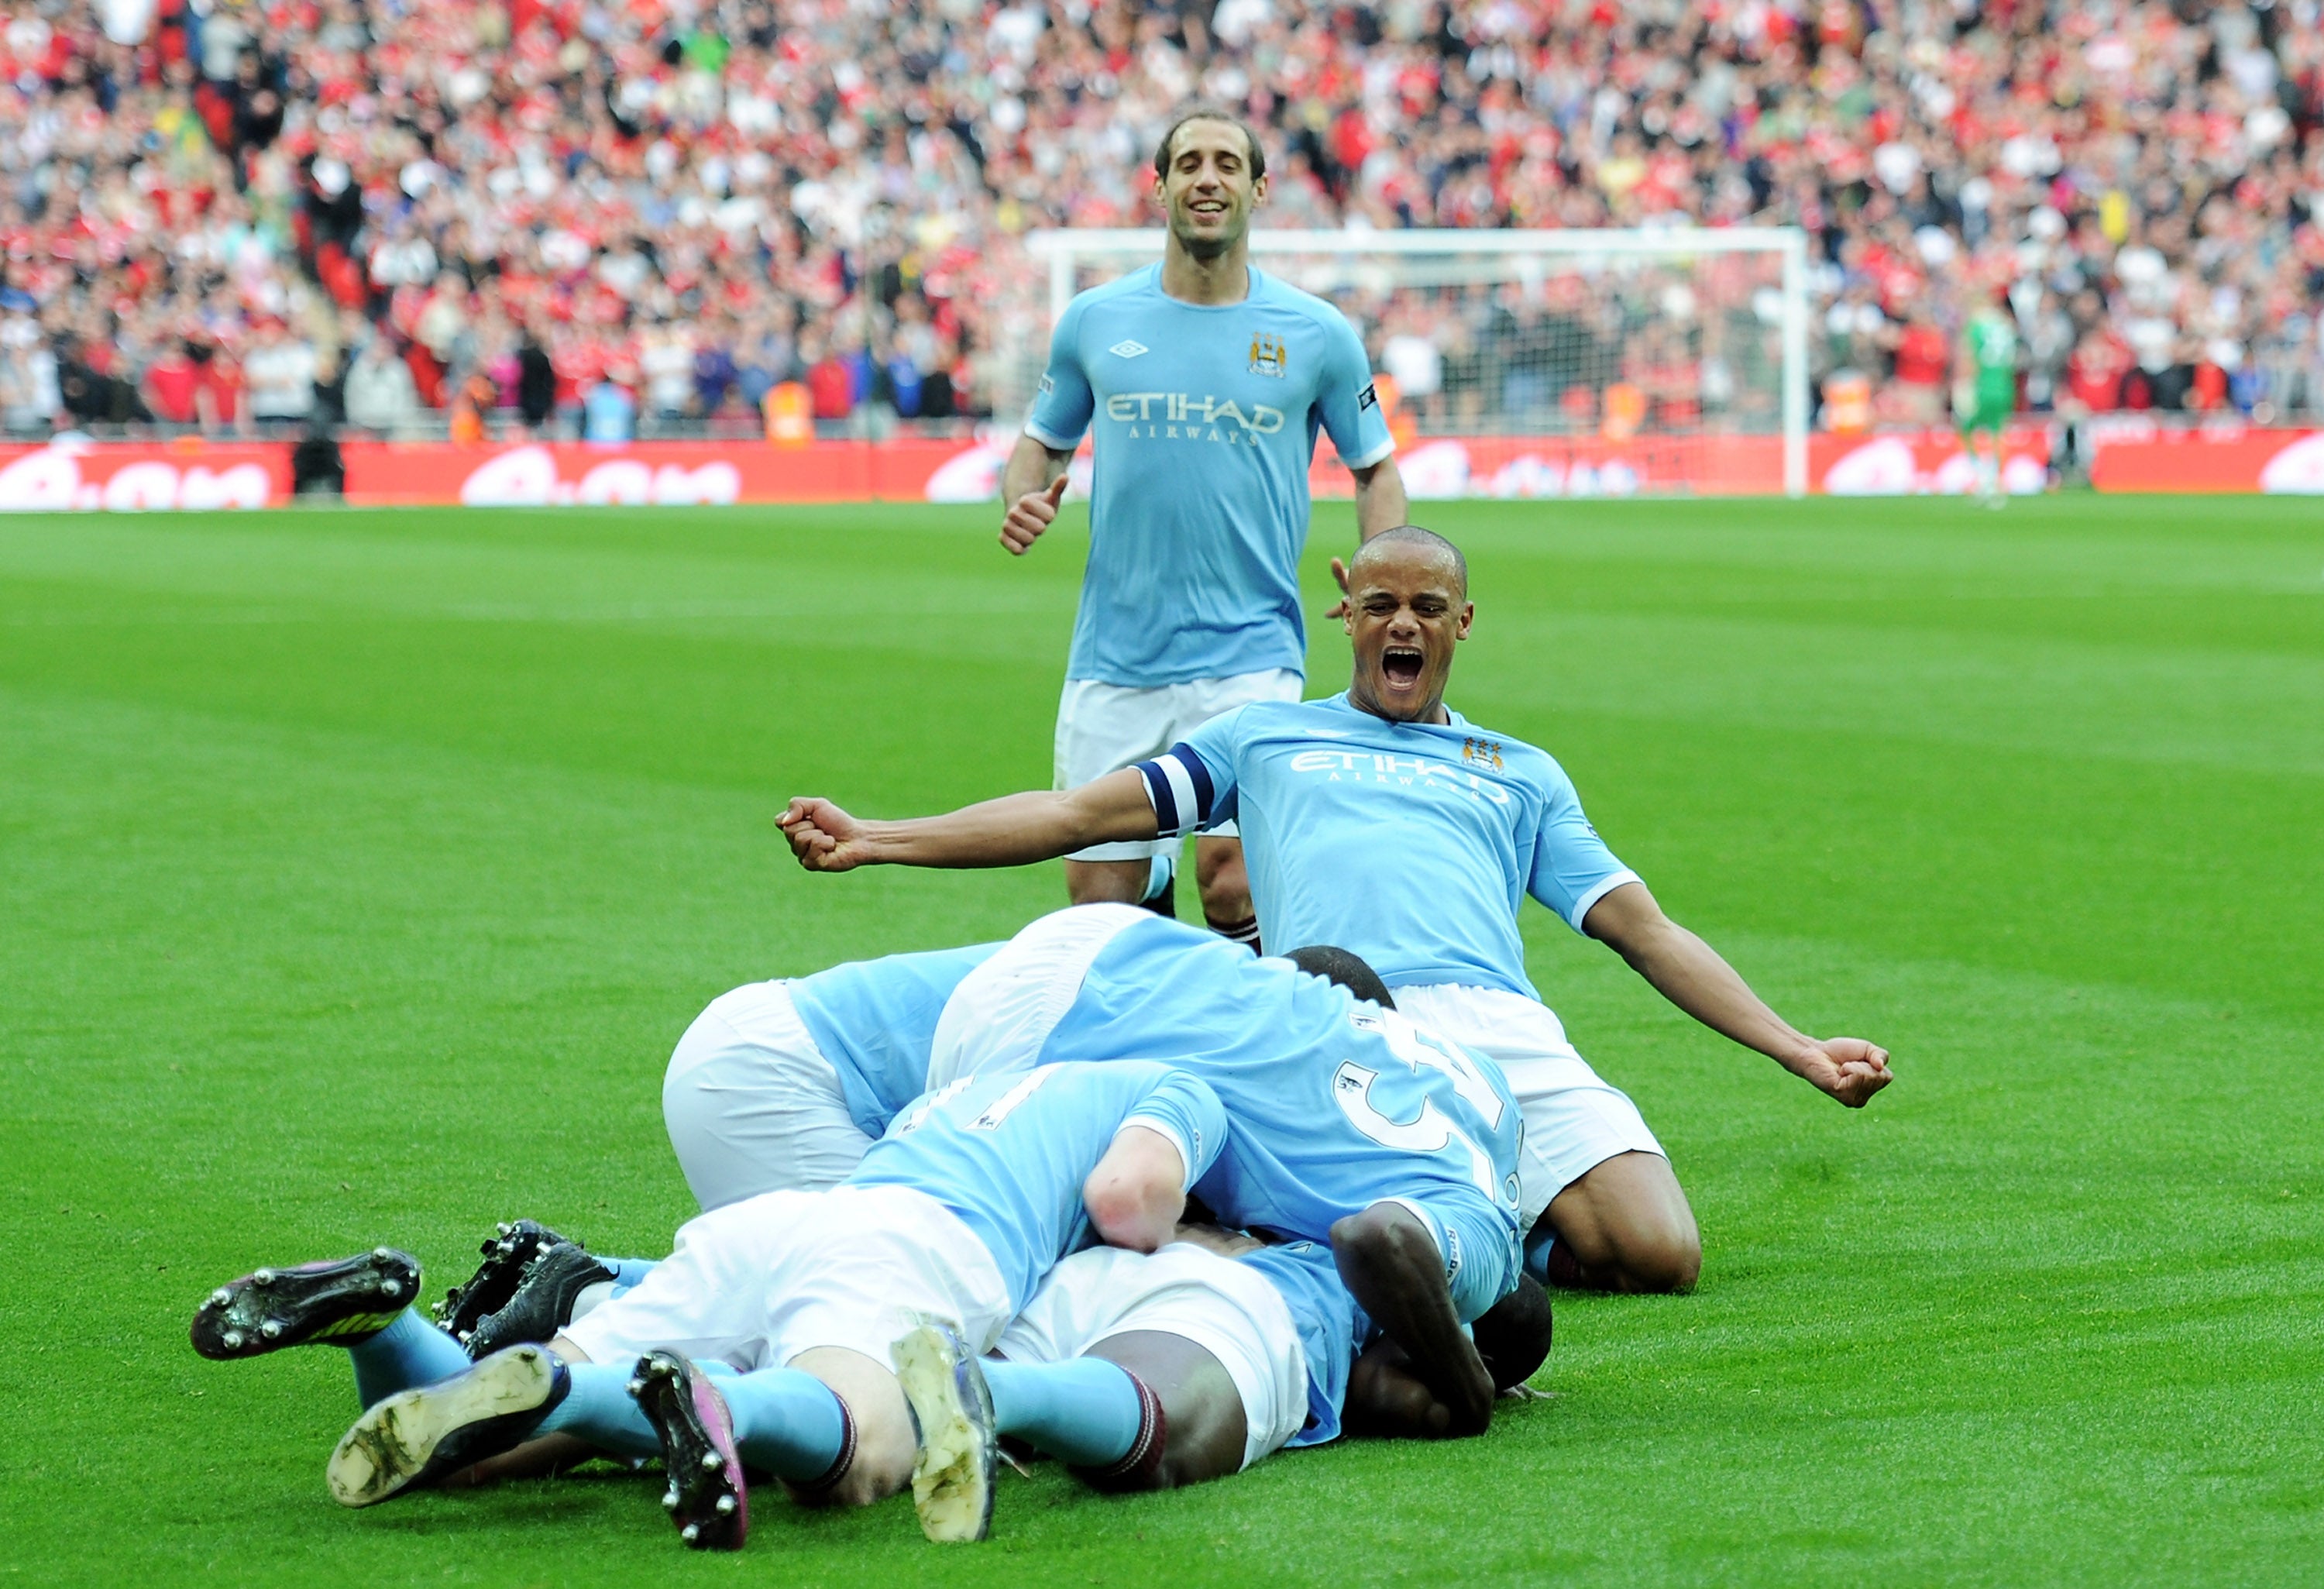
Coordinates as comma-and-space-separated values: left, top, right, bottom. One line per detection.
260, 1319, 284, 1340
373, 1247, 391, 1260
221, 1329, 244, 1350
714, 1494, 736, 1515
681, 1524, 700, 1544
380, 1279, 402, 1299
253, 1269, 275, 1286
208, 1288, 232, 1307
497, 1223, 514, 1236
700, 1450, 723, 1470
663, 1488, 679, 1511
627, 1379, 645, 1395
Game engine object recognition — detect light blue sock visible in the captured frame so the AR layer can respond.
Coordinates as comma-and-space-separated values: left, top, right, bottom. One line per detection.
718, 1367, 850, 1482
1523, 1227, 1558, 1285
600, 1257, 658, 1288
531, 1362, 661, 1459
983, 1357, 1143, 1467
347, 1309, 473, 1408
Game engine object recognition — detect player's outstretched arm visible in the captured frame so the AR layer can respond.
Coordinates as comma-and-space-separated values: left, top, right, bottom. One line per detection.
1330, 1202, 1495, 1437
1583, 881, 1894, 1107
778, 768, 1159, 872
999, 433, 1073, 555
1083, 1126, 1189, 1254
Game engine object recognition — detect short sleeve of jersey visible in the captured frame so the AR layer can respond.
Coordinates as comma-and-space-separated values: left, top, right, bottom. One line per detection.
1023, 296, 1095, 449
1120, 1067, 1229, 1192
1313, 308, 1394, 472
1523, 757, 1641, 934
1386, 1189, 1520, 1324
1135, 707, 1250, 836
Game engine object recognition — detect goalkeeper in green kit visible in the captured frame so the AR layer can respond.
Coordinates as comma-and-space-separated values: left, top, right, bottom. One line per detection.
1954, 293, 2019, 506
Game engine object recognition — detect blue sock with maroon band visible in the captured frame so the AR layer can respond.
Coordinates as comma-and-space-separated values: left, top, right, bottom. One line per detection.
716, 1367, 851, 1482
983, 1357, 1144, 1467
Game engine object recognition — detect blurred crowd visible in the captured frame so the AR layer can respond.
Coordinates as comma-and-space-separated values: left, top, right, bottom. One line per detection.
1, 0, 2320, 445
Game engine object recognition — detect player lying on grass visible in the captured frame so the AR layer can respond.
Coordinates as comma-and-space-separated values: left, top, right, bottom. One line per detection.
920, 903, 1526, 1433
191, 1213, 1552, 1549
659, 941, 999, 1212
653, 933, 1418, 1226
782, 528, 1895, 1296
199, 1060, 1224, 1546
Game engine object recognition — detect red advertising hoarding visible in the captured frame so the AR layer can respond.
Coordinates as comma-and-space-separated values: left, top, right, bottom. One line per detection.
2, 426, 2318, 510
0, 439, 292, 510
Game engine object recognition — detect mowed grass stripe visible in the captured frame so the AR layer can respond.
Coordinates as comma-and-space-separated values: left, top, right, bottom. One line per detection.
1, 497, 2318, 1585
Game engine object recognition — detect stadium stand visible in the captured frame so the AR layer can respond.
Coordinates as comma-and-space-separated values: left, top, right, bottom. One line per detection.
0, 0, 2319, 443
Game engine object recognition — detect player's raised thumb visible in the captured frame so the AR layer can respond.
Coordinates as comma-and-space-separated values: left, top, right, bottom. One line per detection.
1043, 474, 1070, 507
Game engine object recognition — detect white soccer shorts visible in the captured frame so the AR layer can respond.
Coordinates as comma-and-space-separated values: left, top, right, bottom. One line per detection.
994, 1242, 1308, 1470
1053, 668, 1303, 861
559, 1184, 1015, 1372
661, 981, 876, 1212
1393, 982, 1666, 1229
926, 903, 1147, 1089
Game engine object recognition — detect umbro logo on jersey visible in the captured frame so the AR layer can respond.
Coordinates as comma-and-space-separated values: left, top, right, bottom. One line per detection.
1109, 339, 1150, 359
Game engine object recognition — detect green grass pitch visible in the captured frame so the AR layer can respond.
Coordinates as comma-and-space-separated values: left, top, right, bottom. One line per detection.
2, 494, 2320, 1586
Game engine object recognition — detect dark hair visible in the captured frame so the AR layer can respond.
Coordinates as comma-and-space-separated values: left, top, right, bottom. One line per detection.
1153, 106, 1267, 182
1284, 945, 1394, 1010
1353, 524, 1468, 593
1472, 1274, 1552, 1391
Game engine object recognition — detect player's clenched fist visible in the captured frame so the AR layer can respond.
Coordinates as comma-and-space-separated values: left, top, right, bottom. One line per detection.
999, 474, 1069, 555
778, 797, 871, 872
1791, 1037, 1894, 1108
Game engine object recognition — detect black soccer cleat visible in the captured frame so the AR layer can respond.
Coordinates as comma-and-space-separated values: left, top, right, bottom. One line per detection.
432, 1219, 569, 1347
191, 1248, 421, 1360
630, 1352, 748, 1550
327, 1343, 570, 1508
462, 1241, 616, 1359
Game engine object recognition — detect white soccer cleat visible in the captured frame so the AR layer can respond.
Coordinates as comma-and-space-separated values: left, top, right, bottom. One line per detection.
892, 1316, 996, 1543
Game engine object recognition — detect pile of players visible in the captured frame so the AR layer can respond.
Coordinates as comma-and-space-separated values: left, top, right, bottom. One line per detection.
187, 525, 1890, 1550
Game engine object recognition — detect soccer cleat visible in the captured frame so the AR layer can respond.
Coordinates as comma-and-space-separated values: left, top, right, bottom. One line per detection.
191, 1249, 421, 1360
462, 1241, 616, 1359
892, 1318, 996, 1544
432, 1219, 569, 1347
629, 1352, 748, 1550
326, 1343, 569, 1508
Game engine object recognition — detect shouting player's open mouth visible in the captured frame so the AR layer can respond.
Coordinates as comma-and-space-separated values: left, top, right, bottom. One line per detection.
1381, 645, 1425, 690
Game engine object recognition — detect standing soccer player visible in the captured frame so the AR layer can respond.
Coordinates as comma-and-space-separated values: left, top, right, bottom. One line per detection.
996, 107, 1408, 947
1955, 288, 2019, 506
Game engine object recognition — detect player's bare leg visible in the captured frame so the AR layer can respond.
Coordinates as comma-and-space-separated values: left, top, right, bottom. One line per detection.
1538, 1150, 1700, 1294
1085, 1329, 1246, 1488
1063, 858, 1151, 906
1193, 837, 1261, 951
782, 1346, 916, 1506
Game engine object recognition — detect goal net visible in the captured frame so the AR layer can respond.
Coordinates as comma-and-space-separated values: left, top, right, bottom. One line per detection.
1020, 228, 1810, 499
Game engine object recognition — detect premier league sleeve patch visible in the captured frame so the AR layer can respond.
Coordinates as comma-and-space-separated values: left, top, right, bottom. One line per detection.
1357, 381, 1379, 411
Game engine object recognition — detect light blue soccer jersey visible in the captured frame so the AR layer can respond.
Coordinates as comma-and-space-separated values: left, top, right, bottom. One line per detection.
848, 1060, 1228, 1311
1239, 1240, 1368, 1448
1140, 693, 1640, 998
788, 944, 1003, 1133
1024, 263, 1394, 687
1033, 917, 1523, 1322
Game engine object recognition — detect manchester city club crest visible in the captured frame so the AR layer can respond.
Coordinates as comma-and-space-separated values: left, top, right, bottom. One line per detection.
1247, 331, 1288, 377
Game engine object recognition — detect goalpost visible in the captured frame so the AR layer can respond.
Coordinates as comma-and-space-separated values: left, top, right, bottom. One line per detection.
1023, 227, 1811, 499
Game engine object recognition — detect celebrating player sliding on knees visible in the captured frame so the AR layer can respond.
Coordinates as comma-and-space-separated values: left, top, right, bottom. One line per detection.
782, 525, 1893, 1298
